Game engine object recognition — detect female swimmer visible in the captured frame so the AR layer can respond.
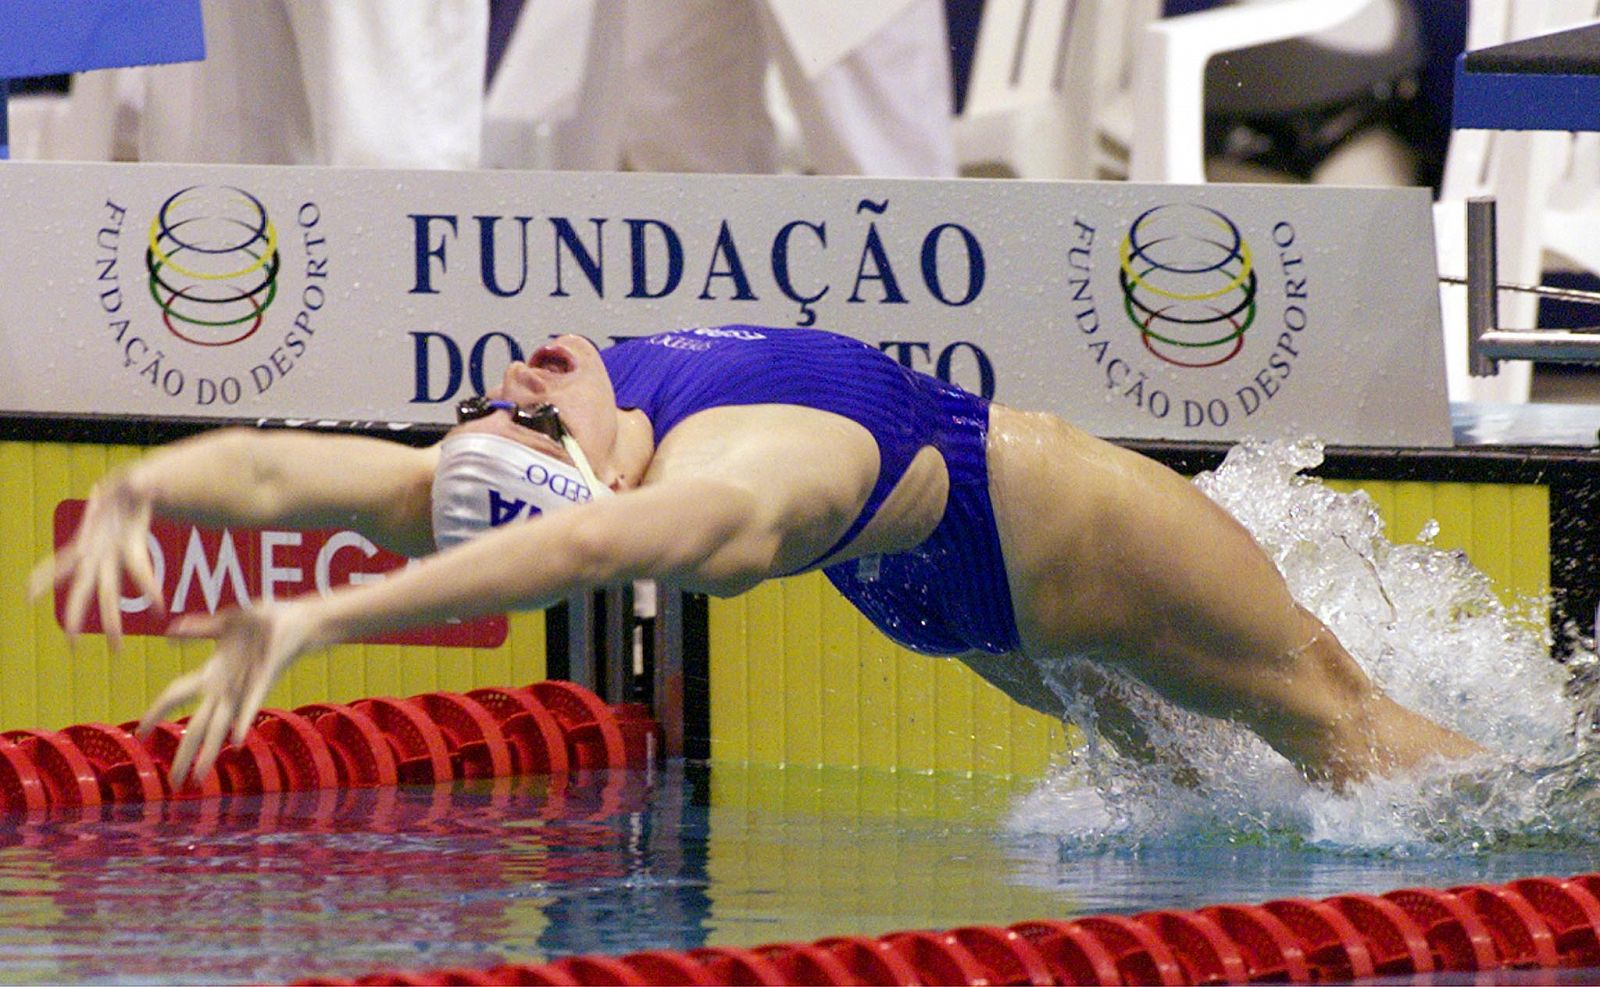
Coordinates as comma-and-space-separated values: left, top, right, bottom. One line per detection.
35, 326, 1480, 786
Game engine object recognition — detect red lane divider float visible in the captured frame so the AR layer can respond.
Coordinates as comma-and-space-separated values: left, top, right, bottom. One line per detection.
0, 737, 48, 813
0, 681, 646, 817
124, 721, 224, 800
529, 681, 628, 770
3, 728, 100, 808
1259, 897, 1374, 981
1325, 893, 1434, 977
467, 686, 570, 777
412, 692, 513, 780
351, 697, 454, 786
296, 704, 399, 789
60, 722, 165, 803
302, 872, 1600, 986
1511, 876, 1600, 967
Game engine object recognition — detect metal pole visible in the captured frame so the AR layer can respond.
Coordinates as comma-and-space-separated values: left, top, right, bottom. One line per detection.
652, 586, 684, 758
565, 592, 597, 694
603, 584, 629, 703
1475, 329, 1600, 363
1466, 196, 1501, 378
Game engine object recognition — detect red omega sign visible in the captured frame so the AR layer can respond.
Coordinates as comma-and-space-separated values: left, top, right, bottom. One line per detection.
50, 500, 508, 647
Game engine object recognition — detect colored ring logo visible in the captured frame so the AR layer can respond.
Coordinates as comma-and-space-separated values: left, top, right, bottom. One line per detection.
145, 185, 280, 347
1119, 204, 1257, 368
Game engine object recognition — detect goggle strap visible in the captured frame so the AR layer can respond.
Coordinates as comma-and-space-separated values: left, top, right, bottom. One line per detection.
562, 433, 611, 500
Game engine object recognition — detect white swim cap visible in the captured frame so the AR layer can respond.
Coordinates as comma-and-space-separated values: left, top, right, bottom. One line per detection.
431, 432, 609, 552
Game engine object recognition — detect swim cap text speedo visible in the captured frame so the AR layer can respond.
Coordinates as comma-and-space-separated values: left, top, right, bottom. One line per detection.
431, 433, 598, 551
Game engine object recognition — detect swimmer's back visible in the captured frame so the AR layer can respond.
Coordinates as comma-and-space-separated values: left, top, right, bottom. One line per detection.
602, 326, 942, 566
603, 326, 1021, 655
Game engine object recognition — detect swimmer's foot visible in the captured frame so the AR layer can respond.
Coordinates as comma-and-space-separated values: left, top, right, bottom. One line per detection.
1297, 693, 1486, 789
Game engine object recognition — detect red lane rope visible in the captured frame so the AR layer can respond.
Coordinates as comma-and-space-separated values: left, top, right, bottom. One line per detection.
21, 691, 1598, 985
0, 681, 654, 816
297, 873, 1600, 986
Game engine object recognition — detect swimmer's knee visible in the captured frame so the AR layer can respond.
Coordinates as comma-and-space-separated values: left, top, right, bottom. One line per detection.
1286, 616, 1378, 708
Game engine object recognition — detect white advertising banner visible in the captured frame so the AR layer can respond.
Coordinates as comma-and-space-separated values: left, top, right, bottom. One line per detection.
0, 161, 1451, 446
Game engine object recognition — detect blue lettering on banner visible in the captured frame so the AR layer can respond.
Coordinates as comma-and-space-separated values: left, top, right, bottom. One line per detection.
411, 330, 1000, 404
478, 215, 533, 297
404, 197, 988, 326
551, 218, 604, 297
880, 339, 996, 399
409, 213, 457, 295
411, 331, 465, 403
771, 220, 828, 326
627, 218, 684, 299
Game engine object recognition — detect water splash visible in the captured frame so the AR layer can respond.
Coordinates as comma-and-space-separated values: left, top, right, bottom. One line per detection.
1010, 438, 1600, 856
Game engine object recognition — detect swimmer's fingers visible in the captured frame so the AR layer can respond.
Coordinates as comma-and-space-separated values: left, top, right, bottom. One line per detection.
123, 518, 163, 617
54, 501, 105, 638
27, 545, 78, 602
167, 690, 221, 789
97, 558, 123, 654
166, 611, 227, 641
186, 690, 236, 788
154, 614, 233, 786
40, 483, 158, 646
165, 604, 310, 756
225, 606, 310, 746
142, 608, 237, 703
101, 501, 159, 651
30, 547, 89, 644
233, 664, 277, 748
139, 668, 205, 740
61, 558, 98, 645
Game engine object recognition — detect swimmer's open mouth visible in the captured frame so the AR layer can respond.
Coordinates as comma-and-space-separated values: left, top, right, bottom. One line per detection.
530, 345, 574, 373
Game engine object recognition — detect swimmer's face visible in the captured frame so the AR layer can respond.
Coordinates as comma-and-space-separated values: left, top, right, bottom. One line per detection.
449, 334, 620, 477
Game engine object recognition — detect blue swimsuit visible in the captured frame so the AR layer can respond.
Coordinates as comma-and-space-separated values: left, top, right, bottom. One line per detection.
601, 326, 1021, 656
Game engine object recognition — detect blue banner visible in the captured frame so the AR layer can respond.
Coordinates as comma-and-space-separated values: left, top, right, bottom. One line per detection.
0, 0, 204, 78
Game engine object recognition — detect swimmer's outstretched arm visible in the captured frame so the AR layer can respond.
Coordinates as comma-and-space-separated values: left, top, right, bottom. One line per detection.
142, 474, 775, 785
30, 428, 440, 647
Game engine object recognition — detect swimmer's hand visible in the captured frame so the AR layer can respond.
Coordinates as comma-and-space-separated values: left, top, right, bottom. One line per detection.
137, 602, 316, 787
28, 473, 163, 652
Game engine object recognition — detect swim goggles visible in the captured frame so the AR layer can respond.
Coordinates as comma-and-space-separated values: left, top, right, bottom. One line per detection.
456, 396, 565, 442
452, 395, 608, 499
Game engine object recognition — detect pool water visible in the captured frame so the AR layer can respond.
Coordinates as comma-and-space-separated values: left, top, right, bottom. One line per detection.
7, 442, 1600, 985
1, 760, 1597, 986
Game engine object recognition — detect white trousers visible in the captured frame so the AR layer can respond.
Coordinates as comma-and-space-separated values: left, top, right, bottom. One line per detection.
498, 0, 956, 178
136, 0, 488, 168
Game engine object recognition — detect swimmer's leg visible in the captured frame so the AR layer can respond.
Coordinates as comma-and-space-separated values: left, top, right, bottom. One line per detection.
1096, 453, 1483, 787
1215, 609, 1483, 786
996, 426, 1481, 787
959, 651, 1204, 785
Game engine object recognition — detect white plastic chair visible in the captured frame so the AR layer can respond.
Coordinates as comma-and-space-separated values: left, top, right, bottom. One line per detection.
1128, 0, 1396, 184
1434, 0, 1600, 403
954, 0, 1162, 179
5, 70, 133, 162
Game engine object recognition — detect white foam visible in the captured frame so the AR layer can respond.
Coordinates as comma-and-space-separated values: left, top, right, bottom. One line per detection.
1009, 439, 1600, 855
